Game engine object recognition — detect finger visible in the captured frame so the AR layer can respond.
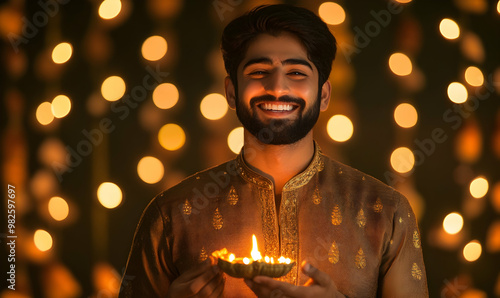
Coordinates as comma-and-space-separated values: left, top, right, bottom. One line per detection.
252, 276, 302, 297
209, 274, 225, 298
196, 271, 224, 298
300, 261, 331, 287
178, 264, 220, 296
177, 256, 217, 282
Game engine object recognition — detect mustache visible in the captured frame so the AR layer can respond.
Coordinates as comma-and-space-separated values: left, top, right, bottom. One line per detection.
250, 94, 305, 108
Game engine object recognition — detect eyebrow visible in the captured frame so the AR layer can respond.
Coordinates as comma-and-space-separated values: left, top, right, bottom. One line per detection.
242, 57, 313, 70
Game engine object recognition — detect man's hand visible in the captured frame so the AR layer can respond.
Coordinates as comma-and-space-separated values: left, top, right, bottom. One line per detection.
167, 256, 225, 298
244, 261, 344, 298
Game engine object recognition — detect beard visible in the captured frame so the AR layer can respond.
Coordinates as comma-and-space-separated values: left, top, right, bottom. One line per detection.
235, 92, 321, 145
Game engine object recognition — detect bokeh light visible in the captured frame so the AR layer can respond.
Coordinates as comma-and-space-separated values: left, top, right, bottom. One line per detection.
394, 0, 412, 3
141, 35, 168, 61
326, 115, 354, 142
101, 76, 126, 102
51, 95, 71, 118
98, 0, 122, 20
36, 102, 54, 125
48, 196, 70, 221
34, 229, 53, 252
463, 240, 482, 262
447, 82, 468, 104
464, 66, 484, 87
470, 176, 489, 199
52, 42, 72, 64
200, 93, 228, 120
394, 103, 418, 128
152, 83, 179, 109
97, 182, 122, 209
158, 123, 186, 151
390, 147, 415, 174
388, 53, 412, 76
318, 2, 346, 25
227, 127, 244, 154
497, 0, 500, 14
443, 212, 464, 235
137, 156, 164, 184
439, 18, 460, 40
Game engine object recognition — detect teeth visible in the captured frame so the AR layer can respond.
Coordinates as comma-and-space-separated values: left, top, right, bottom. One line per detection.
261, 103, 294, 111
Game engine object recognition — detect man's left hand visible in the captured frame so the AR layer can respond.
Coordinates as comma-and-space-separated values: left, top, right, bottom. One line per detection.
244, 261, 344, 298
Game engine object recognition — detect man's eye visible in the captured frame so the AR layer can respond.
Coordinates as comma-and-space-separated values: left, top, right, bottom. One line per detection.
249, 70, 267, 76
288, 71, 306, 77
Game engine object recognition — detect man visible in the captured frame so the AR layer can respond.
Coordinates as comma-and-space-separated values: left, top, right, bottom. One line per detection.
120, 4, 428, 297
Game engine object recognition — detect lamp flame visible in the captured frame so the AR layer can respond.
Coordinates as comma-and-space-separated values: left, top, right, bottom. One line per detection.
251, 234, 262, 261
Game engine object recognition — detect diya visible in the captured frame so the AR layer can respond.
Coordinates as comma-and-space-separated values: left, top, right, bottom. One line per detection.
212, 235, 295, 279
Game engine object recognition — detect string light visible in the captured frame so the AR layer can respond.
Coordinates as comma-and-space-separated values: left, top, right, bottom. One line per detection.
326, 115, 353, 142
318, 2, 346, 25
52, 42, 72, 64
98, 0, 122, 20
388, 53, 412, 76
464, 66, 484, 87
158, 124, 186, 151
152, 83, 179, 109
443, 212, 463, 235
390, 147, 415, 174
34, 229, 53, 252
51, 95, 71, 118
36, 102, 54, 125
97, 182, 123, 209
48, 196, 70, 221
200, 93, 228, 120
447, 82, 468, 104
463, 240, 482, 262
470, 176, 489, 199
227, 127, 244, 154
439, 18, 460, 40
137, 156, 164, 184
141, 35, 168, 61
394, 103, 418, 128
101, 76, 126, 102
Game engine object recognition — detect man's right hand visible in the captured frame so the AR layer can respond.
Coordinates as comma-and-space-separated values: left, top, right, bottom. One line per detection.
167, 256, 225, 297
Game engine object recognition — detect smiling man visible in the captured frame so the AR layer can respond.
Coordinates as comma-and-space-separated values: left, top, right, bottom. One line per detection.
120, 5, 428, 297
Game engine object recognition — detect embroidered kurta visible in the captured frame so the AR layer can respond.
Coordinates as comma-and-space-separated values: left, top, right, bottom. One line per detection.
120, 144, 428, 297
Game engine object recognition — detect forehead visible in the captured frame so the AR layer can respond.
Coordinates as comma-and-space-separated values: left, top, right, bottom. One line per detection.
241, 33, 313, 67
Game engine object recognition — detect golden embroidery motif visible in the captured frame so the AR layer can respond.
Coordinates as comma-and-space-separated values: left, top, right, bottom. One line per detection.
355, 248, 366, 269
258, 188, 279, 259
356, 209, 366, 228
212, 208, 223, 230
328, 241, 339, 264
411, 263, 422, 280
390, 240, 394, 245
280, 190, 299, 285
283, 150, 323, 190
399, 217, 403, 224
338, 168, 343, 174
413, 230, 421, 248
227, 186, 238, 206
312, 186, 322, 205
331, 205, 342, 225
408, 212, 411, 218
199, 247, 208, 262
362, 176, 366, 181
182, 199, 192, 215
165, 215, 170, 223
373, 198, 383, 213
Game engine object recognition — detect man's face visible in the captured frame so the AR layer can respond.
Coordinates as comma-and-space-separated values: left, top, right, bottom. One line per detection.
227, 33, 330, 145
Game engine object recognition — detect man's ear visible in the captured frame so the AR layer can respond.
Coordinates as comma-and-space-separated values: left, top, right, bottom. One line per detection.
225, 76, 236, 109
320, 80, 331, 111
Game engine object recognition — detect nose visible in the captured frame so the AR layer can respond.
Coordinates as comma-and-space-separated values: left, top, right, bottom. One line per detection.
265, 71, 289, 98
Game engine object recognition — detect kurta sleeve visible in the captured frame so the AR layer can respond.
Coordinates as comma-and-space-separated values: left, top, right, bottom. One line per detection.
378, 192, 429, 297
119, 199, 176, 297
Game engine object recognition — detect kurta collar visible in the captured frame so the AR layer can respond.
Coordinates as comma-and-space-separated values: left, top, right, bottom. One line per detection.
236, 141, 324, 191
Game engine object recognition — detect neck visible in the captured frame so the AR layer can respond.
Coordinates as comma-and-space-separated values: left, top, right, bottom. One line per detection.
242, 130, 315, 195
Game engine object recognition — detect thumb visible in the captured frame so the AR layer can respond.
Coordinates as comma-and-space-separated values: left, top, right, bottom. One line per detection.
301, 261, 331, 287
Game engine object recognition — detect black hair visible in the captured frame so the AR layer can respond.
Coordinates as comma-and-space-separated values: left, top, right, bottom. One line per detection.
221, 4, 337, 88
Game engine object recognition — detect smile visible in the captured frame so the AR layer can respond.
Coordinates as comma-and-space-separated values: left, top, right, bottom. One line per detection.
258, 103, 297, 112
